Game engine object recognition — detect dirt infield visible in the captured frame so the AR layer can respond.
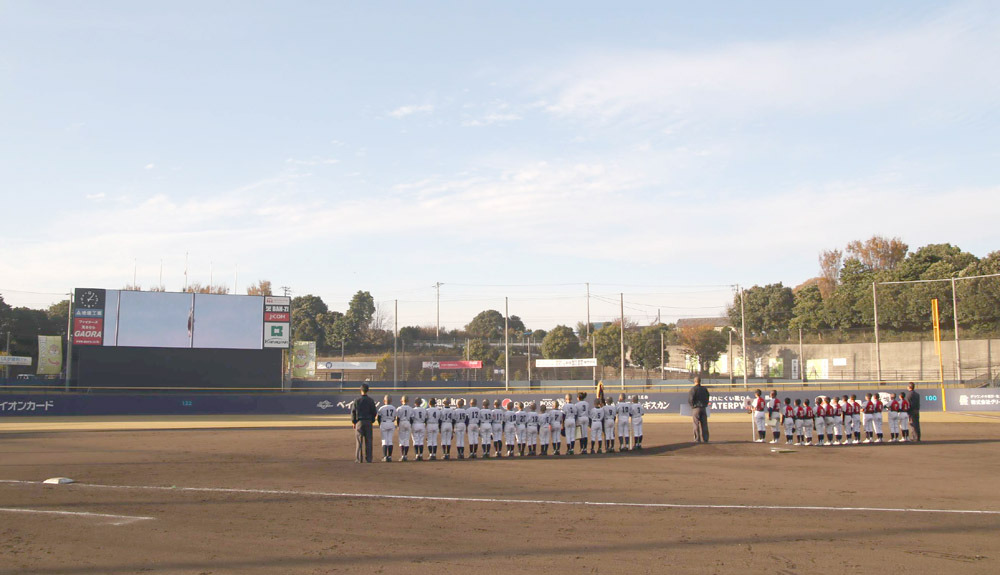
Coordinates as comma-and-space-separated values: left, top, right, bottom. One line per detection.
2, 418, 999, 574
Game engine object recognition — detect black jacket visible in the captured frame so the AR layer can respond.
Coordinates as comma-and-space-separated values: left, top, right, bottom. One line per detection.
351, 395, 378, 423
905, 389, 920, 412
688, 385, 710, 408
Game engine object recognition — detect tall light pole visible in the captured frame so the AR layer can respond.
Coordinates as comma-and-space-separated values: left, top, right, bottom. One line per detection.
393, 299, 398, 389
739, 286, 748, 389
433, 282, 443, 342
620, 292, 625, 390
504, 297, 510, 392
587, 282, 595, 382
952, 277, 962, 383
873, 281, 882, 382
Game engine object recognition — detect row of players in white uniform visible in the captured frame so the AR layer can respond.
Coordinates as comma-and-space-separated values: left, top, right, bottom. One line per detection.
374, 392, 645, 462
748, 389, 915, 446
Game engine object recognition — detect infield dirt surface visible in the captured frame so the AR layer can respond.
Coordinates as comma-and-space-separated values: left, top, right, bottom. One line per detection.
2, 415, 999, 574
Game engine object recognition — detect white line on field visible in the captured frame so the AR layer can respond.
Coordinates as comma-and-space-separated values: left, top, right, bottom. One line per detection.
0, 506, 154, 526
2, 479, 998, 516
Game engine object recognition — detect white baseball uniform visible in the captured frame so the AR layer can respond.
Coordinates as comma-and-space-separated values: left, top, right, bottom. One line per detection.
426, 405, 441, 447
377, 404, 396, 446
589, 406, 604, 442
562, 401, 576, 446
395, 404, 413, 446
411, 405, 427, 446
439, 406, 454, 446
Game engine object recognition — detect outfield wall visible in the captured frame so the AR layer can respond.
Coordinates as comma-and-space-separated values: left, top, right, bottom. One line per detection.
7, 388, 995, 417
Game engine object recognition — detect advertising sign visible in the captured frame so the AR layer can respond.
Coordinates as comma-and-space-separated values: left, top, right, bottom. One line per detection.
263, 296, 291, 349
73, 288, 106, 346
535, 358, 598, 368
37, 336, 63, 375
316, 361, 377, 370
291, 341, 316, 378
73, 317, 104, 346
421, 361, 483, 369
0, 356, 32, 366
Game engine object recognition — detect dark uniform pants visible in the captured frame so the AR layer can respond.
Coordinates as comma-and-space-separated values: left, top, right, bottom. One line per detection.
355, 421, 374, 462
692, 407, 709, 442
908, 411, 921, 441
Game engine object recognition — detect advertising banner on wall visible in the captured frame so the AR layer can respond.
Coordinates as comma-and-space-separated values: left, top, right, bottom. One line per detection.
291, 341, 316, 378
0, 355, 32, 366
535, 358, 598, 368
421, 361, 483, 369
806, 358, 829, 380
316, 361, 377, 370
73, 288, 107, 346
36, 336, 63, 375
263, 296, 291, 348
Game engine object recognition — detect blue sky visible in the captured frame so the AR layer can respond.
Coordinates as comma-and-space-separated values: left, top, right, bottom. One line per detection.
2, 1, 998, 331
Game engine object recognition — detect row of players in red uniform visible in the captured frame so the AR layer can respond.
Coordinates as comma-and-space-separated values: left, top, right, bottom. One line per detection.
748, 389, 914, 446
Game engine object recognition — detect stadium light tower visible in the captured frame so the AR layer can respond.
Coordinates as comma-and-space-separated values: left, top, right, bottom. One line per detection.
433, 282, 443, 342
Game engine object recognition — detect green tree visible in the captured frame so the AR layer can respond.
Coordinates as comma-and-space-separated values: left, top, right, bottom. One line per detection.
728, 283, 794, 341
592, 323, 623, 372
466, 338, 500, 374
630, 324, 671, 372
466, 310, 505, 339
291, 295, 329, 345
678, 326, 727, 374
790, 284, 827, 331
540, 325, 581, 359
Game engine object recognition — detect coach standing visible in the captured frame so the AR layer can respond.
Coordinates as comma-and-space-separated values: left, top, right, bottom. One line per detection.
352, 383, 378, 463
689, 376, 710, 443
905, 382, 921, 442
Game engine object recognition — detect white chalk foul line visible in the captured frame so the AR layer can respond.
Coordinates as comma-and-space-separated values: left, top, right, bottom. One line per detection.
0, 506, 154, 526
2, 478, 998, 516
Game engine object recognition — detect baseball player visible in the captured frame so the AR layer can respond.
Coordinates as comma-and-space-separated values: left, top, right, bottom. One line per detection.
589, 398, 605, 454
829, 395, 844, 445
426, 398, 441, 460
899, 393, 911, 441
850, 394, 863, 444
453, 399, 468, 459
792, 398, 805, 445
840, 395, 854, 445
376, 395, 397, 462
479, 399, 493, 457
874, 393, 885, 443
466, 398, 480, 458
781, 397, 795, 444
439, 398, 454, 460
575, 392, 591, 453
887, 393, 901, 442
491, 400, 505, 457
395, 395, 414, 461
602, 397, 616, 453
801, 398, 815, 446
767, 390, 781, 444
549, 400, 564, 455
562, 394, 577, 455
503, 401, 518, 457
862, 393, 876, 443
750, 389, 767, 443
813, 396, 828, 446
628, 396, 644, 449
523, 402, 538, 456
615, 393, 631, 451
515, 402, 528, 456
411, 396, 427, 460
537, 403, 551, 456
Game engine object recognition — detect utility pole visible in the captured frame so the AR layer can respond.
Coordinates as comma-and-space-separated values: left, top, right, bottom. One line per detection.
65, 291, 73, 389
341, 339, 346, 384
4, 330, 10, 380
527, 333, 532, 384
504, 297, 510, 392
620, 292, 625, 390
660, 330, 665, 381
281, 286, 291, 297
184, 252, 189, 291
873, 282, 882, 383
739, 286, 748, 389
587, 282, 595, 383
952, 277, 962, 383
393, 299, 398, 389
798, 327, 805, 383
433, 282, 443, 342
728, 329, 734, 385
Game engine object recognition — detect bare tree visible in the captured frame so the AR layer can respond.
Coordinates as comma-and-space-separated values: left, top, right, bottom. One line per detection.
818, 249, 842, 298
846, 235, 908, 271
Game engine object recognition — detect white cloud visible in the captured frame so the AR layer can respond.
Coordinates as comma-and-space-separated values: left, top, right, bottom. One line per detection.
144, 163, 155, 170
534, 5, 999, 126
85, 192, 106, 201
284, 157, 339, 166
388, 104, 434, 118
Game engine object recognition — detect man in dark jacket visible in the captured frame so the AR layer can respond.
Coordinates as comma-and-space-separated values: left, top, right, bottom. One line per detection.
351, 383, 378, 462
689, 376, 710, 443
905, 382, 921, 442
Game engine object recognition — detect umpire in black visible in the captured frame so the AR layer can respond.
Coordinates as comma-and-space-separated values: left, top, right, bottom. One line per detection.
905, 381, 921, 442
351, 383, 378, 463
689, 376, 710, 443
